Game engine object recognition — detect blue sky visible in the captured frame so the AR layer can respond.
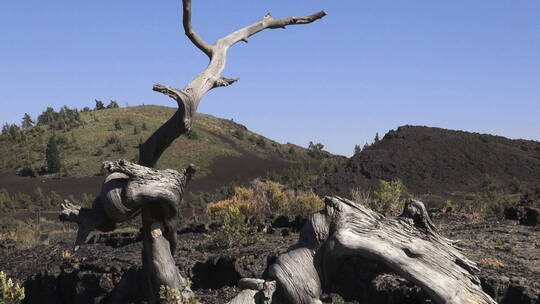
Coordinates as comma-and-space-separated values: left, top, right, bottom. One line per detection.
1, 1, 539, 156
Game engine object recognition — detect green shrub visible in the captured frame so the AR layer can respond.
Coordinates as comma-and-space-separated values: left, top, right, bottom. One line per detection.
186, 130, 199, 140
95, 100, 105, 110
107, 101, 119, 109
233, 129, 244, 140
0, 271, 24, 304
373, 179, 408, 215
104, 134, 121, 147
477, 180, 511, 217
308, 141, 324, 158
213, 205, 263, 248
256, 137, 266, 148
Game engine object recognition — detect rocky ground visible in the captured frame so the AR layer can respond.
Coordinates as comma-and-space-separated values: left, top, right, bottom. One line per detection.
0, 212, 539, 304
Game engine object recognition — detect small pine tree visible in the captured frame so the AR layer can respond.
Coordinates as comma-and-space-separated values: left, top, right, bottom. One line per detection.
46, 136, 62, 173
374, 133, 380, 143
308, 141, 324, 158
141, 122, 148, 130
95, 100, 105, 110
133, 126, 140, 135
21, 113, 34, 129
354, 144, 362, 155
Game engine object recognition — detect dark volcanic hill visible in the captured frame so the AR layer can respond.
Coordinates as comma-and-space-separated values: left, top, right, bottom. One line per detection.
321, 125, 540, 195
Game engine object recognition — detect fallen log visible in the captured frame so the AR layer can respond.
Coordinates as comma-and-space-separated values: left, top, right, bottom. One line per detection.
230, 196, 497, 304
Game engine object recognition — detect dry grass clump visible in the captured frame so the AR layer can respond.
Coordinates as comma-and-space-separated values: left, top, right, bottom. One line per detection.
479, 257, 505, 269
0, 271, 25, 304
205, 179, 325, 220
159, 284, 196, 304
0, 219, 40, 249
204, 179, 326, 247
293, 191, 324, 216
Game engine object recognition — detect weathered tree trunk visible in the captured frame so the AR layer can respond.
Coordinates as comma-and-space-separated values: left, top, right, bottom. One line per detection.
61, 1, 325, 303
229, 197, 497, 304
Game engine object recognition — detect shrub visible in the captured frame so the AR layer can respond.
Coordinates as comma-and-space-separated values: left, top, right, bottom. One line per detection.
205, 197, 253, 220
186, 130, 199, 140
217, 205, 263, 248
205, 186, 265, 247
159, 284, 196, 304
0, 271, 25, 304
0, 219, 40, 248
95, 100, 105, 110
373, 179, 408, 215
79, 193, 95, 208
252, 180, 289, 214
113, 141, 127, 154
233, 129, 244, 140
350, 188, 371, 206
477, 179, 511, 217
354, 144, 362, 155
114, 119, 122, 130
94, 148, 104, 156
256, 137, 266, 148
308, 141, 325, 158
107, 100, 119, 109
479, 257, 505, 269
104, 134, 121, 146
294, 191, 324, 215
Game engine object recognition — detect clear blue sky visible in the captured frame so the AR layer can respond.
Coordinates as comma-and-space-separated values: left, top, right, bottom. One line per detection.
1, 1, 539, 156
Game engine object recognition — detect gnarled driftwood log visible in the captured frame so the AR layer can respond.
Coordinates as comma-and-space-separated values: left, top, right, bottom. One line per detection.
61, 160, 196, 301
229, 197, 497, 304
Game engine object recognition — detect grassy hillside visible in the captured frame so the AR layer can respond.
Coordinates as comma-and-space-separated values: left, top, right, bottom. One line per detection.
0, 105, 310, 180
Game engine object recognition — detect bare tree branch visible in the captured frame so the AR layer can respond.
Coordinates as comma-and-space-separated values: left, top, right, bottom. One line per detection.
182, 0, 213, 57
146, 1, 326, 169
217, 11, 327, 48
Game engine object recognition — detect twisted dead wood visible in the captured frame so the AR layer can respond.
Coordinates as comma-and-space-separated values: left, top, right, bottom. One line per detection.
141, 1, 326, 168
61, 1, 325, 302
229, 197, 497, 304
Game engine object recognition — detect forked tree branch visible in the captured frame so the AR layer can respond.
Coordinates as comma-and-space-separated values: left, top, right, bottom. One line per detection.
140, 0, 326, 168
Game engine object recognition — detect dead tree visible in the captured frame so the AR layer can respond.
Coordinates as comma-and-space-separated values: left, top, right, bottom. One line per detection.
229, 197, 497, 304
60, 1, 326, 303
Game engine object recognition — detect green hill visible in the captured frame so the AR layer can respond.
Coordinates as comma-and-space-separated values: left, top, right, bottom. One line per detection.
0, 105, 311, 181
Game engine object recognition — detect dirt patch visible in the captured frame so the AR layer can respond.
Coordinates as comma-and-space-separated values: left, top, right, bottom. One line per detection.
0, 172, 104, 199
